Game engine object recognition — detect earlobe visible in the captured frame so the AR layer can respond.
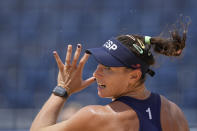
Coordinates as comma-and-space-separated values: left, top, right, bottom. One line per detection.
136, 70, 142, 79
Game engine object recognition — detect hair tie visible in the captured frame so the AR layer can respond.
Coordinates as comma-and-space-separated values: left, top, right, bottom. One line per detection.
145, 36, 151, 45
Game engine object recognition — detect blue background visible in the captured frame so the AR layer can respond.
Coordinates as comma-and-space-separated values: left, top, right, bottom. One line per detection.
0, 0, 197, 130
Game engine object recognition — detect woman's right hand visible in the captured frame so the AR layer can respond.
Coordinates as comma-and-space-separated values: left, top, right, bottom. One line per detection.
53, 44, 95, 96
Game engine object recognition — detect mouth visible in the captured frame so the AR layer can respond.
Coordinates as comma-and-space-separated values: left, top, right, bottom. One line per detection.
98, 84, 106, 89
96, 80, 106, 89
95, 78, 107, 89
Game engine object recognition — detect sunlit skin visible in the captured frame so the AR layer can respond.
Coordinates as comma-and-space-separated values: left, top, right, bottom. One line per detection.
30, 45, 189, 131
93, 64, 151, 100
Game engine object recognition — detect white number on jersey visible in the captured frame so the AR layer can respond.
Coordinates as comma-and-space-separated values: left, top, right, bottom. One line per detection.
146, 107, 152, 120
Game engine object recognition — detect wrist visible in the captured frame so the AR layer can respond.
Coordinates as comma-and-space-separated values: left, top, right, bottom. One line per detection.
53, 86, 70, 99
57, 81, 72, 96
51, 93, 68, 101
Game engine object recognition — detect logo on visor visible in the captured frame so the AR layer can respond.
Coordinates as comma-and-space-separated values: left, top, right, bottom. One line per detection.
103, 40, 117, 51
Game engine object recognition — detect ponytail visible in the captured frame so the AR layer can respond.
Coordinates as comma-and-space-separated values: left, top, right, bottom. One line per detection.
150, 29, 186, 56
149, 17, 190, 57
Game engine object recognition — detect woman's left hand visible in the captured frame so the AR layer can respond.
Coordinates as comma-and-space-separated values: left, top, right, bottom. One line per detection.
53, 44, 95, 96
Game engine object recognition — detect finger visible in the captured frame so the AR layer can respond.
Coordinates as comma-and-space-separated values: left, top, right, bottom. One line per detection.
71, 44, 82, 68
78, 53, 90, 72
82, 77, 96, 88
65, 45, 72, 67
53, 51, 64, 72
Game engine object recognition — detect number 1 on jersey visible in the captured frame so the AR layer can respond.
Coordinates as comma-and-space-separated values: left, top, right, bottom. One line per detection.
146, 107, 152, 120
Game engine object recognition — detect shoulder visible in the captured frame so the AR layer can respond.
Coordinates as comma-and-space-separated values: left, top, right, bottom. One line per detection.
69, 104, 108, 122
160, 95, 184, 118
40, 105, 108, 131
77, 104, 111, 117
160, 95, 189, 131
63, 105, 111, 130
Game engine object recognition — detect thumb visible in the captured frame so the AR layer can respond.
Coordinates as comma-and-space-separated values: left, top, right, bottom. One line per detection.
82, 77, 96, 88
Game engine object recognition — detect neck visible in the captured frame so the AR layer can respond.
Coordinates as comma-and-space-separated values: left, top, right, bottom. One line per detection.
113, 84, 151, 100
126, 85, 151, 100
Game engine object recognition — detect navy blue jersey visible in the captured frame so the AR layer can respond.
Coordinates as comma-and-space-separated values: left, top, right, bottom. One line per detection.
115, 92, 162, 131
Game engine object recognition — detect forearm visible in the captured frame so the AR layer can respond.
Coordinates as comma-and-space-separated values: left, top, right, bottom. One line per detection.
30, 94, 67, 131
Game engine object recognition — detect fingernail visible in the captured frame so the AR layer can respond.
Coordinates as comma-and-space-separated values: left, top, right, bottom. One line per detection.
94, 78, 96, 81
53, 51, 56, 54
77, 44, 81, 48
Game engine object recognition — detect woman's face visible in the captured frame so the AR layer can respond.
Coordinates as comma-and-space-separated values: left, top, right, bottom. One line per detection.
93, 64, 136, 98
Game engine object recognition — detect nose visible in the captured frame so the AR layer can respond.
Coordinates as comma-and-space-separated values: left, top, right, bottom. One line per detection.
93, 64, 103, 78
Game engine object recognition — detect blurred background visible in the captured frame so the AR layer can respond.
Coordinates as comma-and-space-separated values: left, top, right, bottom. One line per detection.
0, 0, 197, 130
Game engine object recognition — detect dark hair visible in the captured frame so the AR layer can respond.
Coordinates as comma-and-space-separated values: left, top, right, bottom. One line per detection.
116, 18, 190, 82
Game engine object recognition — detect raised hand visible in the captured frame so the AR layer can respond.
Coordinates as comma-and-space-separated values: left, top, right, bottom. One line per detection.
53, 44, 95, 96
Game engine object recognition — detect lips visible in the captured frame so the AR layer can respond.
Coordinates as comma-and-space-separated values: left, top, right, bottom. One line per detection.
98, 84, 106, 89
96, 80, 106, 89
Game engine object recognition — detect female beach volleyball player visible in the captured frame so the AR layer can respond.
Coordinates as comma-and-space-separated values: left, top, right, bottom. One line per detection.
31, 25, 189, 131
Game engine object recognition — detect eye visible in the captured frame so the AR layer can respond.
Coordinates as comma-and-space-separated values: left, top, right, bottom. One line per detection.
104, 66, 111, 70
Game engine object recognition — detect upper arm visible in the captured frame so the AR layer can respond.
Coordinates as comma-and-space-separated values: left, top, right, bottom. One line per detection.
40, 106, 98, 131
169, 101, 189, 131
160, 95, 189, 131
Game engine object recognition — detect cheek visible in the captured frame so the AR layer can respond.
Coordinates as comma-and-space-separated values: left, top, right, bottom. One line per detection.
110, 76, 129, 92
114, 73, 129, 84
100, 74, 129, 97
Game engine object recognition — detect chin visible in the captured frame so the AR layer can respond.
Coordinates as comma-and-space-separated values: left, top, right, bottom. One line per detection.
98, 91, 113, 98
98, 91, 105, 98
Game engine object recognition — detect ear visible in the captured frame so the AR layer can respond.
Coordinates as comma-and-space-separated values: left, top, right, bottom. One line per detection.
129, 69, 142, 82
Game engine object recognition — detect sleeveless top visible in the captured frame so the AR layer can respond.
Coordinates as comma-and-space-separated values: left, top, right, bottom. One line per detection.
115, 92, 162, 131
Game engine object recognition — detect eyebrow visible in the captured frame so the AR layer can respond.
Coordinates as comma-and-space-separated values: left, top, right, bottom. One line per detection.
101, 64, 129, 71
